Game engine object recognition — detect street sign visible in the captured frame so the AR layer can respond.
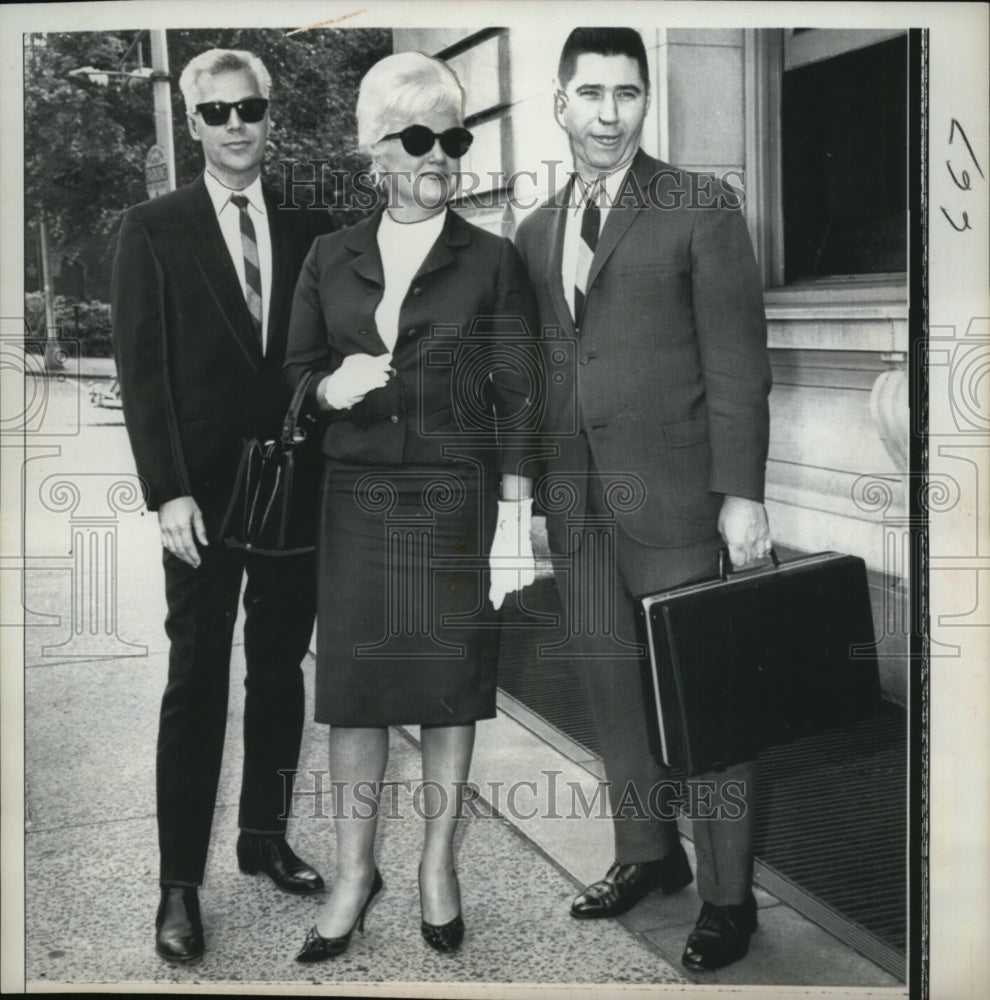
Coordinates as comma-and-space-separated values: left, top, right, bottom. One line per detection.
145, 145, 170, 199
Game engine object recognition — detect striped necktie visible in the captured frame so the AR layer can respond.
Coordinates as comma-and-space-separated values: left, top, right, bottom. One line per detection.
229, 194, 263, 346
573, 180, 601, 322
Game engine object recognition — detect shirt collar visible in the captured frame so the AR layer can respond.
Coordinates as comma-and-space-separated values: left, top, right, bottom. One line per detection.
570, 158, 635, 210
204, 170, 266, 216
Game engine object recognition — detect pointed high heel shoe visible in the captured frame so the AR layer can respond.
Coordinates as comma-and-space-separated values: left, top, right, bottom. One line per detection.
421, 911, 465, 953
419, 865, 465, 953
294, 869, 383, 963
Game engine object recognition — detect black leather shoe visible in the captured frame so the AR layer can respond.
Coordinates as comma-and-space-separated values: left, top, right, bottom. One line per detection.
237, 832, 324, 894
155, 886, 204, 962
295, 869, 383, 963
681, 890, 758, 971
570, 842, 693, 919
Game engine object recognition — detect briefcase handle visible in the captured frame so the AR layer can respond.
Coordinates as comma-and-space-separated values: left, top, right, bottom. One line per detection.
718, 545, 780, 582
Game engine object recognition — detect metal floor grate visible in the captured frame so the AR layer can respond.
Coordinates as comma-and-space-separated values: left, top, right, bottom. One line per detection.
498, 577, 602, 754
497, 578, 907, 980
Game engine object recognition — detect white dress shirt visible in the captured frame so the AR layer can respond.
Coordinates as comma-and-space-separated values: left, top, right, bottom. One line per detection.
561, 160, 634, 321
204, 170, 274, 352
375, 208, 447, 353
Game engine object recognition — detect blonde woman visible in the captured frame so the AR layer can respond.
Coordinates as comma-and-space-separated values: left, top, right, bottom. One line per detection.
284, 51, 541, 961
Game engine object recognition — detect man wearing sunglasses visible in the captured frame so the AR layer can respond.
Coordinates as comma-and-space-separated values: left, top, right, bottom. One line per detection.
111, 48, 333, 963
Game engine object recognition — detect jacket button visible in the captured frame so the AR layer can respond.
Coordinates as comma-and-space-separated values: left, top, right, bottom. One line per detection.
412, 286, 423, 296
390, 415, 399, 424
579, 355, 590, 365
407, 328, 417, 336
358, 328, 368, 336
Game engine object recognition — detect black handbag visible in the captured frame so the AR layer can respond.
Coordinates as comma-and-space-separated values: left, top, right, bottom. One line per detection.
636, 548, 881, 775
219, 371, 321, 555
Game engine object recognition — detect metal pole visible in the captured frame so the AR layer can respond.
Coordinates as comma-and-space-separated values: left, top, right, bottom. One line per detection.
149, 30, 176, 192
37, 207, 63, 370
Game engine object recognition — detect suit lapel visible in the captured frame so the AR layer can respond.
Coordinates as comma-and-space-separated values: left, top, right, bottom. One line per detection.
546, 177, 575, 335
584, 151, 650, 300
263, 185, 290, 355
343, 204, 469, 296
413, 207, 469, 282
186, 175, 262, 367
345, 209, 385, 286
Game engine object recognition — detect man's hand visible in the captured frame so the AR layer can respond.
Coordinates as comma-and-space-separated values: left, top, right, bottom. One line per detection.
717, 495, 771, 569
159, 496, 208, 567
318, 352, 393, 410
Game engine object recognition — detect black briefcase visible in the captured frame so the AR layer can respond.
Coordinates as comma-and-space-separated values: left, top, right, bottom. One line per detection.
635, 550, 881, 775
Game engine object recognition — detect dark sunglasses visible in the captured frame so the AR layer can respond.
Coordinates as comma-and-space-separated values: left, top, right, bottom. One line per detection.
381, 124, 474, 158
194, 98, 269, 126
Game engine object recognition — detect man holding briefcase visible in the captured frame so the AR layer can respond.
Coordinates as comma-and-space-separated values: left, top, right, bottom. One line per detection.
112, 48, 332, 962
515, 27, 773, 971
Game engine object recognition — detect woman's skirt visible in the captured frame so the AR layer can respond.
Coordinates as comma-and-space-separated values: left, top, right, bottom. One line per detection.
314, 460, 500, 726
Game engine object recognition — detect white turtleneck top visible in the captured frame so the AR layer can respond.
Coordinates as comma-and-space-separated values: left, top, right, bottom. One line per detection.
374, 208, 447, 352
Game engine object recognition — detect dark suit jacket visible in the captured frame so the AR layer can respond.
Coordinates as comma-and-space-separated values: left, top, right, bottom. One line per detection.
111, 175, 333, 537
515, 149, 771, 562
283, 205, 541, 478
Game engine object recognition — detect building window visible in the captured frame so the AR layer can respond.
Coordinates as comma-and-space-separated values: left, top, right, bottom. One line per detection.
434, 28, 513, 232
781, 32, 908, 282
744, 29, 909, 292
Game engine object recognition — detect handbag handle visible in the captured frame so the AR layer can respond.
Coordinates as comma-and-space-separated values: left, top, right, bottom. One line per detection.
281, 370, 317, 447
718, 545, 779, 582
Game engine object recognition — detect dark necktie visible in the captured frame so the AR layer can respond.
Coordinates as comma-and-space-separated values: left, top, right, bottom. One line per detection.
229, 194, 263, 345
573, 181, 601, 322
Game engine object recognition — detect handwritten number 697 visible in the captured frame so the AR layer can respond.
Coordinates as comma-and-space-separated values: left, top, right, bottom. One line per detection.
941, 119, 984, 232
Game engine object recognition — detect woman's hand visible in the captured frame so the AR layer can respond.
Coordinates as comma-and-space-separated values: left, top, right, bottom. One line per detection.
317, 352, 393, 410
488, 497, 536, 610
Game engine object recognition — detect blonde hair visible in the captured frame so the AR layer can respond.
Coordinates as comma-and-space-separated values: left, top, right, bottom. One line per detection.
178, 49, 272, 112
355, 51, 465, 154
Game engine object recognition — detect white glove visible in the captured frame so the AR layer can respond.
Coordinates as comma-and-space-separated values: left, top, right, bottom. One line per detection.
488, 498, 535, 610
321, 352, 393, 410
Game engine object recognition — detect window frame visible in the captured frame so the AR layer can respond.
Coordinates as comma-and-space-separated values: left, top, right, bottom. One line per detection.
743, 28, 910, 308
435, 28, 514, 216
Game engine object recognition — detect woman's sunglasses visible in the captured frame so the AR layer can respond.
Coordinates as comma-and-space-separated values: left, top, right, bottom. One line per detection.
195, 98, 270, 126
381, 125, 474, 158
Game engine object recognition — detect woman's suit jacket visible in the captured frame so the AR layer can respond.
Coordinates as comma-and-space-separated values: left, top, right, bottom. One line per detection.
515, 149, 772, 578
283, 206, 541, 479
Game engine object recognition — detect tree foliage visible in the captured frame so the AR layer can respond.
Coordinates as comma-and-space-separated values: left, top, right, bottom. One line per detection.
24, 27, 392, 299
